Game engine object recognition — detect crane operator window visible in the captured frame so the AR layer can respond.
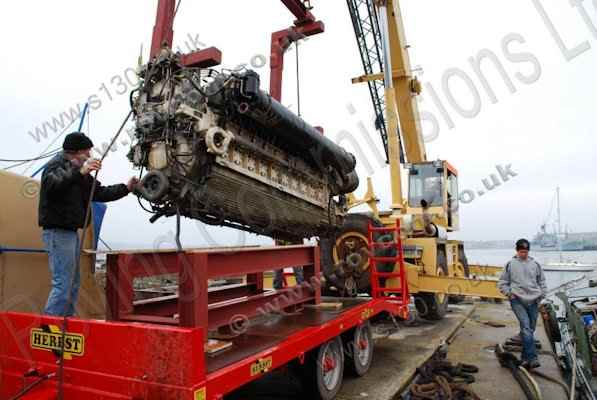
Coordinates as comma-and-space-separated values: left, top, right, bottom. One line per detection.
408, 164, 444, 207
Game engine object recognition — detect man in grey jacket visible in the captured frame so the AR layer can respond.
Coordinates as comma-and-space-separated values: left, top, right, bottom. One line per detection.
498, 238, 547, 369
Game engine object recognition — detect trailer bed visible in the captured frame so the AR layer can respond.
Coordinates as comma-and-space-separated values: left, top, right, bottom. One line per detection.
207, 298, 367, 374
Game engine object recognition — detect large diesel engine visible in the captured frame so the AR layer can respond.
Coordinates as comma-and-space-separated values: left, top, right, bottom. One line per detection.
129, 50, 359, 240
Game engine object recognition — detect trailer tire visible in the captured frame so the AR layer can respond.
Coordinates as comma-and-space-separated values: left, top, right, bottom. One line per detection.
415, 248, 449, 320
295, 337, 345, 400
345, 322, 374, 376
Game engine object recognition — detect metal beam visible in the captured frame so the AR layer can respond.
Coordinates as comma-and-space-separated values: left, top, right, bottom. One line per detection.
269, 21, 324, 102
410, 275, 505, 299
280, 0, 315, 22
150, 0, 176, 58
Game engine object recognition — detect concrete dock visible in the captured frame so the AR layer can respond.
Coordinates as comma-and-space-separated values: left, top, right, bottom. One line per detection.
449, 302, 568, 400
227, 301, 568, 400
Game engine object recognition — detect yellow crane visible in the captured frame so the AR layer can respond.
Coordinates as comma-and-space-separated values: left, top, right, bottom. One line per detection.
321, 0, 503, 319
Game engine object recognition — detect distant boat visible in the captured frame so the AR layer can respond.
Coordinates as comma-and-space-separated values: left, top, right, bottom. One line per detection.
543, 261, 596, 272
532, 187, 588, 252
532, 224, 558, 251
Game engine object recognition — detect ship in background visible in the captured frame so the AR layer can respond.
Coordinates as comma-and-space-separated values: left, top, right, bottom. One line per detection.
533, 187, 589, 252
532, 187, 597, 271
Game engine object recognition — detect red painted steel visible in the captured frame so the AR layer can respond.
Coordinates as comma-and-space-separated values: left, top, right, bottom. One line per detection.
280, 0, 316, 23
149, 1, 222, 69
105, 246, 321, 331
150, 0, 176, 59
270, 0, 324, 102
368, 221, 410, 306
0, 242, 408, 400
180, 47, 223, 68
269, 21, 324, 102
0, 312, 205, 399
0, 298, 406, 399
203, 298, 406, 398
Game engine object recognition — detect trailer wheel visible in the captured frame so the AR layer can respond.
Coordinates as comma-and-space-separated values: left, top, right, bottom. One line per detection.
345, 322, 374, 376
296, 337, 345, 400
415, 248, 449, 320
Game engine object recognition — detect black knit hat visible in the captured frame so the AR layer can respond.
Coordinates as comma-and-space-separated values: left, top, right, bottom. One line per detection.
63, 132, 94, 151
516, 238, 530, 251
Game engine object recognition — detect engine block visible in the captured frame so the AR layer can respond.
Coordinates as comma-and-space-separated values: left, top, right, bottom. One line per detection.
129, 50, 359, 240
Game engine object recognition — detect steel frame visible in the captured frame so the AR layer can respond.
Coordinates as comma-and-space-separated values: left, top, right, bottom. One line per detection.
105, 246, 321, 332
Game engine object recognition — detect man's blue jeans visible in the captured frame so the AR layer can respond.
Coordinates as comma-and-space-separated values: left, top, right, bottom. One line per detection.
273, 267, 305, 290
510, 297, 539, 362
42, 229, 81, 317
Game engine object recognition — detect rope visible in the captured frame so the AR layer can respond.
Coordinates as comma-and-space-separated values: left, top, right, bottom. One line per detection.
56, 109, 133, 400
175, 206, 183, 252
21, 114, 78, 175
174, 0, 183, 17
98, 237, 113, 251
0, 149, 61, 163
409, 358, 481, 399
296, 41, 301, 117
1, 149, 62, 171
531, 369, 570, 397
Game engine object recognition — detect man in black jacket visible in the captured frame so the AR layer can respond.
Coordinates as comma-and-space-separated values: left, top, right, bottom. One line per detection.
39, 132, 138, 316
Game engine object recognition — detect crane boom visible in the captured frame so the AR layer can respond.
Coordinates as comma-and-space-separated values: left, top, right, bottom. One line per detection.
348, 0, 426, 165
383, 0, 426, 164
346, 0, 392, 162
347, 0, 428, 212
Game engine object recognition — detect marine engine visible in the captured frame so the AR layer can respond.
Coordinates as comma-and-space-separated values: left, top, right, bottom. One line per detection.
129, 50, 359, 240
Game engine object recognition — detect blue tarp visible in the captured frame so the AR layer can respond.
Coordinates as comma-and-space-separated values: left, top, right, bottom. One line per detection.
92, 202, 107, 250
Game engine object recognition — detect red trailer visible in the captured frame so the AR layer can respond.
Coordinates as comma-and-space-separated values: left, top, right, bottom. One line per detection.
0, 225, 408, 400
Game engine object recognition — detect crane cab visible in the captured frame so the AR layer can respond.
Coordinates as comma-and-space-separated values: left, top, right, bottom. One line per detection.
406, 160, 459, 232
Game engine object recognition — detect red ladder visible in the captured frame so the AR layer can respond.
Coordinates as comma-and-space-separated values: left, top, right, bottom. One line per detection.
368, 221, 409, 305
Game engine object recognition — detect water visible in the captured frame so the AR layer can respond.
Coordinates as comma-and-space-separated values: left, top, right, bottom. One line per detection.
466, 249, 597, 290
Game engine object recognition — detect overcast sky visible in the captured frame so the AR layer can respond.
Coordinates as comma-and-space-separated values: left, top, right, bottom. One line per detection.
1, 0, 596, 249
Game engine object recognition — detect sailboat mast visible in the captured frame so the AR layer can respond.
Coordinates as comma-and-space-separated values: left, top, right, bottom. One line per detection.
557, 186, 563, 262
557, 186, 562, 236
